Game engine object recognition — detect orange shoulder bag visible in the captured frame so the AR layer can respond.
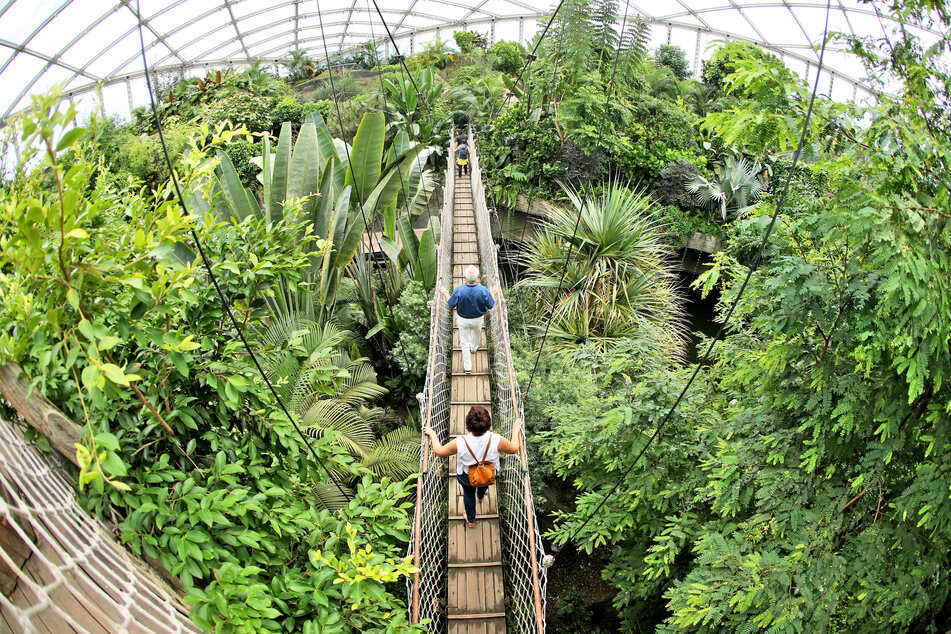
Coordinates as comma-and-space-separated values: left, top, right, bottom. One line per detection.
462, 435, 495, 487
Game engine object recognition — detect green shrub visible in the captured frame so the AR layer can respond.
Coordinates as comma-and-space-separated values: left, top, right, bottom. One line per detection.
223, 139, 261, 188
204, 91, 273, 132
454, 30, 475, 53
449, 64, 482, 87
655, 44, 690, 80
391, 279, 430, 384
479, 102, 565, 205
701, 41, 780, 93
652, 159, 703, 209
488, 40, 523, 75
115, 120, 190, 191
303, 99, 334, 121
270, 97, 304, 127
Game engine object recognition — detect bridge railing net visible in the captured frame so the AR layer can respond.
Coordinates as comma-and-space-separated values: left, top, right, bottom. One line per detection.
0, 416, 199, 634
406, 138, 454, 631
469, 130, 548, 633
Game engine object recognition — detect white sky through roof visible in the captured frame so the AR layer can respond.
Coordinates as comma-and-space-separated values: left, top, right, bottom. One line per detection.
0, 0, 944, 122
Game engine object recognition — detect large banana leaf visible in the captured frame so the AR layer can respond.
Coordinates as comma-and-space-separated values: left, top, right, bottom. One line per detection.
269, 123, 292, 221
311, 156, 336, 240
396, 216, 419, 269
362, 143, 428, 217
287, 122, 320, 207
215, 150, 261, 220
417, 226, 437, 290
307, 111, 346, 192
384, 130, 411, 170
345, 112, 385, 205
377, 236, 402, 268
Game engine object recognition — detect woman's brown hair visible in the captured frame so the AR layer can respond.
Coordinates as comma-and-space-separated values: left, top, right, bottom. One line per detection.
465, 405, 492, 436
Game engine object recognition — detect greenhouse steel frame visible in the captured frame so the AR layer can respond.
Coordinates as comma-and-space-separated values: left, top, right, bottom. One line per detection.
0, 0, 944, 120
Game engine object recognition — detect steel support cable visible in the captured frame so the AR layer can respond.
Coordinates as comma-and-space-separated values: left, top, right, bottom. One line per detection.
368, 0, 424, 98
133, 0, 351, 503
555, 0, 834, 550
523, 0, 633, 398
361, 0, 429, 284
487, 0, 568, 125
312, 0, 414, 374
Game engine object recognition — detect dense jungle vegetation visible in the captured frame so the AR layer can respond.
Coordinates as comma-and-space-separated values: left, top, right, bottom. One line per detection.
1, 0, 950, 631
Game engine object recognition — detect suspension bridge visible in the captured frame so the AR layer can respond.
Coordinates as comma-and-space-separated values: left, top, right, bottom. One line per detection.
408, 131, 547, 634
0, 131, 547, 633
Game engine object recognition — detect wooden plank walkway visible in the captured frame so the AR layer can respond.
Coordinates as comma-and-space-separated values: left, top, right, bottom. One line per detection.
446, 171, 507, 634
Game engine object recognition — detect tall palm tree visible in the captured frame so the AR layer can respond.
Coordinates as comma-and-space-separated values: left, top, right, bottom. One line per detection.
519, 180, 688, 358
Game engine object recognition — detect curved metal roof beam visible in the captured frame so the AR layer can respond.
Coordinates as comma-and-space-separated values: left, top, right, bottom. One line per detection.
105, 4, 452, 79
656, 1, 943, 37
184, 8, 484, 62
0, 0, 74, 76
224, 13, 546, 60
3, 5, 886, 120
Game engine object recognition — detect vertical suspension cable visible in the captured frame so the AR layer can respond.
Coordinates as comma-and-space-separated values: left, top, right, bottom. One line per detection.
132, 0, 351, 502
311, 0, 414, 373
556, 0, 835, 548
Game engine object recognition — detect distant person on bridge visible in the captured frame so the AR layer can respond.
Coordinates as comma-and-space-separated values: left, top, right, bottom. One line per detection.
424, 405, 521, 527
454, 135, 470, 177
441, 266, 497, 374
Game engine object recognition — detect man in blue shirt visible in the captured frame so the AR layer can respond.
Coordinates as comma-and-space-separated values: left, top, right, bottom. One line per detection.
440, 266, 497, 373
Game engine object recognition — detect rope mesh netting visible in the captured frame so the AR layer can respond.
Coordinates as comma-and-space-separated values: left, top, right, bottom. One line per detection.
0, 416, 198, 633
406, 142, 455, 631
469, 131, 547, 633
407, 133, 547, 632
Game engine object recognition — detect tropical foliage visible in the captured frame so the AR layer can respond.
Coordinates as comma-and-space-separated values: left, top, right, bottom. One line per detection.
0, 92, 422, 632
519, 181, 686, 355
3, 0, 951, 631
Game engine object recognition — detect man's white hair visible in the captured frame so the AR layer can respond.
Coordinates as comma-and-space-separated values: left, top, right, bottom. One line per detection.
464, 265, 479, 283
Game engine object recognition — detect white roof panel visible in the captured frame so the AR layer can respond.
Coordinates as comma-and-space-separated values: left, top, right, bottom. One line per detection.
0, 0, 945, 119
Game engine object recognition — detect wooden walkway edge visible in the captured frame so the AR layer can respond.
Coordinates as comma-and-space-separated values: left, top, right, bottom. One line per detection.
446, 171, 507, 634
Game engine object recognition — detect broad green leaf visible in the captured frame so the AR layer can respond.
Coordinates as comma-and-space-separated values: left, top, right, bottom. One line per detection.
269, 123, 293, 220
215, 150, 260, 220
55, 127, 86, 151
417, 228, 437, 290
378, 236, 402, 267
345, 112, 385, 204
101, 363, 129, 387
287, 122, 319, 205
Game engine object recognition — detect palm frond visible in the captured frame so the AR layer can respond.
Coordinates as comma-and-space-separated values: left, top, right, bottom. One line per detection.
361, 426, 421, 481
311, 481, 352, 511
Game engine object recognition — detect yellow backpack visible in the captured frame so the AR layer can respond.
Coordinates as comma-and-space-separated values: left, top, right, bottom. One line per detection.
462, 435, 495, 487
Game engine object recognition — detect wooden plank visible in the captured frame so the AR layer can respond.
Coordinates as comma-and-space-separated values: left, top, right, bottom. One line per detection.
0, 363, 81, 466
448, 520, 502, 564
451, 375, 490, 402
447, 566, 504, 612
452, 329, 487, 348
448, 618, 507, 634
451, 350, 489, 374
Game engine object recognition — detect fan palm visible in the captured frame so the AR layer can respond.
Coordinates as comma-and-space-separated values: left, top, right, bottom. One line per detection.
257, 298, 419, 508
687, 155, 765, 221
519, 180, 687, 358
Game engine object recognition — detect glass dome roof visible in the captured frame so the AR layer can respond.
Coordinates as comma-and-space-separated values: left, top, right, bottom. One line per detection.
0, 0, 944, 121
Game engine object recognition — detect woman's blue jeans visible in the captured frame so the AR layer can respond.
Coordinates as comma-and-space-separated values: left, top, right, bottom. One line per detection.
456, 473, 487, 523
